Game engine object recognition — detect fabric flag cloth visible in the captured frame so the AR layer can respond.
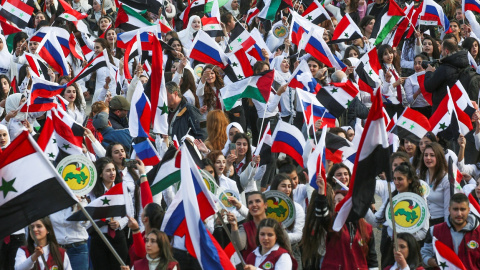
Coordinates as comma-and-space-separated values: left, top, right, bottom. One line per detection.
150, 152, 181, 195
325, 132, 353, 163
36, 31, 69, 76
132, 138, 161, 166
258, 0, 292, 21
300, 27, 344, 70
468, 193, 480, 218
333, 89, 391, 232
68, 33, 85, 61
330, 14, 363, 43
416, 73, 433, 105
223, 47, 254, 82
290, 9, 319, 48
118, 0, 162, 13
150, 36, 169, 135
432, 237, 467, 270
246, 7, 260, 26
371, 0, 405, 45
129, 82, 152, 139
308, 126, 327, 193
450, 80, 476, 117
115, 4, 157, 31
36, 112, 59, 161
68, 51, 108, 85
51, 107, 84, 155
356, 47, 381, 94
189, 30, 228, 69
0, 131, 78, 239
271, 120, 306, 167
220, 70, 275, 111
30, 27, 71, 58
20, 78, 65, 113
158, 14, 173, 33
288, 60, 321, 94
202, 0, 223, 37
67, 182, 133, 221
254, 122, 272, 166
392, 107, 431, 143
463, 0, 480, 14
24, 52, 51, 81
247, 28, 271, 61
296, 89, 336, 128
419, 0, 451, 33
179, 0, 206, 28
302, 0, 330, 24
116, 25, 162, 49
316, 81, 359, 118
123, 35, 140, 80
0, 16, 21, 36
57, 0, 88, 21
228, 23, 255, 52
0, 0, 34, 29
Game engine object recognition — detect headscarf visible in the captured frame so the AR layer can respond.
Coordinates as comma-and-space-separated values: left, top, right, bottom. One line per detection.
5, 93, 26, 121
178, 15, 201, 49
272, 56, 291, 83
0, 35, 12, 76
222, 122, 244, 156
0, 124, 10, 149
224, 0, 240, 17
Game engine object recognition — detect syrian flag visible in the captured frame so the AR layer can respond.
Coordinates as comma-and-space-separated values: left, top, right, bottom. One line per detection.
150, 36, 168, 135
258, 0, 292, 21
0, 0, 34, 29
116, 25, 162, 49
220, 70, 274, 111
330, 14, 363, 43
0, 16, 21, 36
416, 72, 433, 106
179, 0, 206, 29
115, 4, 157, 31
69, 51, 108, 86
271, 120, 306, 167
325, 132, 353, 163
302, 0, 330, 24
450, 80, 476, 117
24, 52, 51, 81
356, 47, 381, 94
433, 237, 467, 270
316, 81, 359, 118
371, 0, 405, 45
288, 60, 321, 94
246, 7, 260, 26
151, 152, 181, 195
223, 47, 254, 82
67, 182, 133, 221
333, 89, 391, 231
308, 126, 327, 193
0, 131, 78, 239
228, 23, 255, 52
202, 0, 223, 37
297, 89, 336, 128
57, 0, 88, 21
189, 30, 228, 69
392, 107, 431, 143
468, 193, 480, 218
68, 33, 85, 61
254, 122, 273, 166
390, 2, 416, 48
36, 112, 59, 161
123, 35, 140, 80
51, 108, 84, 155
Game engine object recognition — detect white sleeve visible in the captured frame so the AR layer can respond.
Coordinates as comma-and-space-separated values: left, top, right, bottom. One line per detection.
63, 252, 72, 270
457, 160, 479, 179
238, 205, 249, 218
126, 76, 139, 103
287, 203, 305, 244
404, 78, 415, 105
266, 94, 281, 113
196, 81, 206, 97
14, 248, 34, 270
474, 131, 480, 151
239, 163, 257, 190
414, 42, 422, 56
172, 71, 182, 85
272, 253, 292, 270
91, 139, 106, 158
118, 216, 129, 230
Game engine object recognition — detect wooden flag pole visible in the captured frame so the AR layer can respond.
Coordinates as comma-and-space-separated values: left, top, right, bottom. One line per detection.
218, 211, 247, 267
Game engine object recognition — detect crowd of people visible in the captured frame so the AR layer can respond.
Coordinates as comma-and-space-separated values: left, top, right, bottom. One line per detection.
1, 0, 480, 269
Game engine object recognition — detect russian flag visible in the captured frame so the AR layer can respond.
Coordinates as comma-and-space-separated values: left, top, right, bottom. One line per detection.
247, 43, 266, 61
463, 0, 480, 13
133, 138, 160, 166
129, 82, 152, 139
26, 77, 66, 106
420, 0, 451, 33
37, 31, 69, 76
307, 126, 327, 193
300, 27, 343, 70
271, 120, 306, 167
297, 89, 336, 128
188, 30, 228, 69
288, 60, 321, 94
30, 27, 71, 58
290, 9, 317, 47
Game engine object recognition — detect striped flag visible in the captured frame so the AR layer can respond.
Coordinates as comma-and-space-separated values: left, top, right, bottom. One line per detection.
151, 152, 181, 195
331, 14, 363, 43
202, 0, 223, 37
150, 36, 168, 135
179, 0, 206, 28
300, 27, 344, 69
115, 4, 156, 31
271, 121, 306, 167
356, 47, 381, 94
223, 47, 254, 82
0, 16, 21, 35
51, 107, 84, 155
57, 0, 88, 21
296, 89, 336, 128
246, 7, 260, 25
316, 81, 359, 118
129, 82, 152, 139
258, 0, 292, 21
308, 126, 327, 192
288, 60, 321, 94
392, 107, 431, 143
37, 31, 69, 76
371, 0, 405, 45
433, 237, 467, 270
302, 0, 330, 24
0, 0, 34, 29
189, 30, 228, 69
20, 77, 66, 112
228, 23, 255, 52
416, 72, 433, 105
133, 138, 161, 166
36, 112, 59, 161
24, 52, 51, 81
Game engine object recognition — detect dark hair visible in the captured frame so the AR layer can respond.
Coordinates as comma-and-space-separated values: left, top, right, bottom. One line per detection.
414, 53, 429, 62
390, 151, 410, 169
27, 217, 64, 270
144, 203, 164, 230
0, 75, 11, 101
450, 193, 469, 205
344, 46, 361, 58
93, 38, 114, 64
442, 39, 458, 53
165, 38, 186, 71
13, 32, 28, 49
463, 37, 480, 63
381, 232, 422, 269
329, 127, 347, 138
326, 163, 351, 188
201, 64, 224, 110
421, 36, 441, 59
256, 218, 292, 254
61, 83, 83, 112
147, 229, 178, 270
246, 191, 267, 221
270, 173, 293, 199
412, 132, 437, 170
165, 81, 182, 97
359, 15, 375, 36
206, 150, 224, 183
419, 142, 447, 190
378, 44, 400, 74
393, 162, 422, 195
92, 157, 122, 198
220, 12, 234, 24
277, 157, 297, 174
253, 61, 270, 75
179, 68, 199, 108
232, 133, 252, 166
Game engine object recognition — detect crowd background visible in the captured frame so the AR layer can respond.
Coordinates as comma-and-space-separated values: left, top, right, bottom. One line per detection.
1, 0, 480, 269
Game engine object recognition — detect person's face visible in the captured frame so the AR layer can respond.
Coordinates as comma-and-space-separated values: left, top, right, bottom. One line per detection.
171, 61, 180, 73
288, 170, 298, 189
235, 138, 248, 156
391, 157, 405, 172
277, 179, 292, 197
451, 23, 459, 34
34, 13, 46, 27
228, 127, 240, 142
140, 76, 148, 84
214, 155, 226, 175
259, 227, 277, 252
334, 168, 350, 186
145, 233, 161, 258
393, 171, 412, 193
101, 163, 116, 183
63, 86, 77, 103
397, 239, 410, 261
449, 201, 470, 227
171, 41, 182, 53
166, 91, 178, 109
111, 144, 126, 166
99, 18, 110, 30
204, 68, 216, 84
191, 18, 202, 31
1, 78, 9, 94
364, 19, 375, 34
419, 136, 432, 153
413, 56, 425, 73
226, 17, 236, 32
308, 61, 319, 75
346, 129, 354, 141
456, 9, 464, 21
94, 42, 104, 55
475, 178, 480, 198
382, 50, 394, 64
93, 0, 101, 11
30, 220, 48, 242
0, 129, 9, 148
348, 49, 359, 58
280, 58, 290, 73
423, 148, 436, 169
352, 38, 363, 47
334, 193, 345, 207
322, 31, 330, 42
204, 165, 215, 177
471, 42, 479, 58
423, 39, 433, 55
28, 41, 39, 54
15, 38, 26, 50
403, 139, 416, 156
165, 34, 173, 43
106, 30, 117, 44
247, 194, 267, 217
231, 0, 239, 9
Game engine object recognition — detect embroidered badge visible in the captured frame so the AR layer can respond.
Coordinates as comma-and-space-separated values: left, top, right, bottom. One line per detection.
263, 261, 273, 269
50, 266, 59, 270
467, 240, 478, 249
358, 239, 365, 247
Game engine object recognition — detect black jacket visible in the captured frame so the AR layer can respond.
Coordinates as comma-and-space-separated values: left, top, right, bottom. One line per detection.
109, 111, 129, 130
424, 50, 470, 111
168, 99, 206, 141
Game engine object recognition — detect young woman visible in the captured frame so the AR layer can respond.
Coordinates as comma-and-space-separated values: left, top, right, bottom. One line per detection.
221, 122, 243, 156
341, 0, 360, 24
0, 34, 12, 77
403, 137, 417, 159
244, 219, 297, 270
0, 74, 11, 119
359, 15, 375, 39
449, 20, 462, 45
103, 28, 117, 57
382, 233, 425, 270
419, 142, 450, 226
462, 37, 480, 71
204, 110, 229, 151
344, 46, 361, 59
277, 158, 310, 211
96, 16, 113, 38
225, 133, 260, 192
378, 44, 406, 117
177, 15, 201, 49
62, 83, 85, 123
90, 38, 117, 103
404, 54, 432, 117
414, 35, 440, 61
85, 101, 108, 154
171, 55, 199, 108
206, 150, 240, 193
121, 229, 178, 270
412, 132, 437, 171
326, 163, 351, 190
164, 38, 188, 72
196, 64, 225, 120
15, 217, 72, 270
0, 123, 9, 149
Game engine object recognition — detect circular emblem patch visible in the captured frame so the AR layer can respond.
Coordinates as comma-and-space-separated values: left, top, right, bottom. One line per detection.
56, 155, 96, 196
218, 189, 240, 211
467, 240, 478, 249
419, 180, 430, 197
201, 169, 218, 195
264, 191, 296, 228
194, 64, 205, 80
263, 261, 273, 269
272, 24, 287, 38
386, 192, 429, 234
50, 266, 58, 270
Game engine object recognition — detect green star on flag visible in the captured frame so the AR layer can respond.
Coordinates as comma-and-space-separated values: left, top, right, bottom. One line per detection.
210, 25, 215, 29
344, 33, 349, 38
410, 124, 415, 130
48, 153, 55, 158
346, 100, 351, 107
439, 123, 447, 130
62, 144, 70, 150
401, 121, 407, 125
10, 8, 15, 12
64, 14, 69, 18
232, 62, 238, 67
368, 70, 373, 75
158, 102, 168, 115
19, 13, 23, 17
331, 88, 338, 93
237, 74, 243, 79
438, 262, 447, 269
307, 15, 313, 21
101, 197, 111, 205
0, 178, 17, 198
237, 38, 242, 42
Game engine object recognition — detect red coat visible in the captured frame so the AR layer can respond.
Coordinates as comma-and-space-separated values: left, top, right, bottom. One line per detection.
241, 220, 257, 262
245, 247, 298, 270
133, 258, 178, 270
20, 246, 65, 269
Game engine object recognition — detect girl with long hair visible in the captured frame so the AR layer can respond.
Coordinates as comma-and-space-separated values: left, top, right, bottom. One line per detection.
225, 133, 260, 192
381, 233, 425, 270
378, 44, 406, 117
206, 150, 240, 193
90, 38, 117, 103
326, 163, 351, 191
404, 54, 432, 117
61, 83, 85, 123
204, 110, 229, 151
462, 37, 480, 66
414, 35, 440, 61
164, 38, 188, 72
15, 217, 72, 270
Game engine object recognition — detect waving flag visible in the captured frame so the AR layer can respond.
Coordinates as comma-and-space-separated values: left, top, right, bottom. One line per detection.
247, 28, 271, 61
308, 126, 327, 192
302, 0, 330, 24
189, 30, 228, 69
68, 33, 85, 61
133, 138, 161, 166
333, 89, 391, 231
57, 0, 88, 21
290, 9, 317, 47
69, 51, 108, 85
450, 80, 475, 117
223, 47, 254, 82
420, 0, 451, 33
297, 89, 335, 128
468, 193, 480, 218
116, 25, 162, 49
325, 132, 353, 163
228, 23, 255, 52
371, 0, 405, 45
115, 4, 157, 31
30, 27, 71, 58
392, 107, 431, 143
271, 121, 306, 167
258, 0, 292, 21
24, 52, 51, 81
51, 108, 84, 155
317, 81, 359, 118
36, 112, 58, 161
123, 34, 141, 80
37, 31, 69, 76
356, 47, 381, 94
331, 14, 363, 43
0, 17, 21, 36
0, 0, 34, 29
150, 36, 169, 135
202, 0, 223, 37
300, 27, 344, 70
20, 77, 66, 112
151, 152, 181, 195
288, 60, 321, 94
246, 7, 260, 26
463, 0, 480, 14
433, 237, 467, 270
179, 0, 206, 28
129, 82, 152, 139
416, 73, 433, 105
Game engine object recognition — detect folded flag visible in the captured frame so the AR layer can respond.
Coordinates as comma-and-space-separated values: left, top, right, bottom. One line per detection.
151, 152, 181, 195
51, 107, 84, 155
316, 80, 359, 118
296, 89, 336, 128
290, 9, 318, 47
302, 0, 330, 24
228, 23, 255, 52
0, 0, 34, 29
371, 0, 405, 45
20, 77, 66, 112
0, 16, 21, 36
67, 182, 133, 221
415, 72, 433, 105
325, 132, 353, 163
469, 193, 480, 218
116, 25, 162, 49
189, 30, 228, 69
450, 80, 475, 117
0, 131, 77, 239
300, 27, 344, 70
24, 52, 51, 81
115, 4, 157, 31
37, 30, 69, 76
433, 237, 467, 270
271, 120, 306, 167
331, 14, 363, 43
36, 112, 59, 161
150, 36, 169, 135
356, 47, 381, 94
247, 28, 271, 61
246, 7, 260, 26
68, 33, 85, 61
129, 82, 152, 139
392, 107, 431, 143
223, 47, 254, 82
220, 70, 275, 110
288, 60, 321, 94
133, 138, 161, 166
308, 126, 327, 193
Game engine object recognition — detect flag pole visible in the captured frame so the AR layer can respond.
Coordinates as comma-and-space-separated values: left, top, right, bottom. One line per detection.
218, 212, 247, 267
387, 181, 399, 252
333, 176, 349, 190
77, 203, 126, 266
256, 96, 270, 147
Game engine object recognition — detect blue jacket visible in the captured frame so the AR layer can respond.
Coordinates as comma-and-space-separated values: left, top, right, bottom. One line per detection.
100, 127, 132, 152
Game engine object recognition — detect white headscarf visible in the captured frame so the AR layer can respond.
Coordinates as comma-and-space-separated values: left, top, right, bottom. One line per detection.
0, 35, 12, 76
178, 15, 201, 49
224, 0, 240, 17
272, 56, 291, 83
5, 93, 26, 121
0, 124, 10, 149
222, 122, 244, 156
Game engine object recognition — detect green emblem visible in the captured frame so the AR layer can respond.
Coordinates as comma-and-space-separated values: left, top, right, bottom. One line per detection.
439, 123, 447, 130
158, 102, 168, 115
0, 178, 17, 197
410, 124, 415, 130
101, 197, 111, 205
